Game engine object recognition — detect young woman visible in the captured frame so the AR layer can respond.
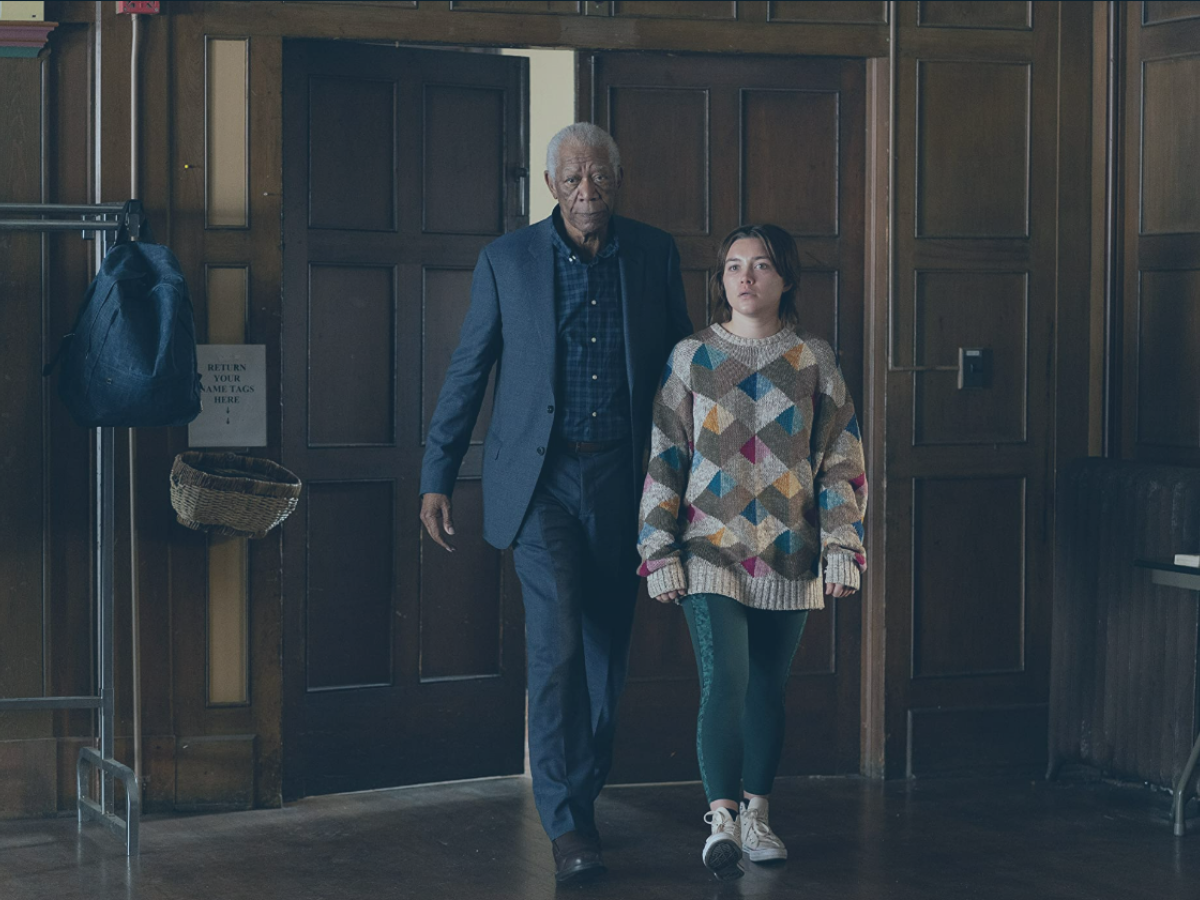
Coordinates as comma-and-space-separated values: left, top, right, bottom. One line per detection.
636, 224, 867, 881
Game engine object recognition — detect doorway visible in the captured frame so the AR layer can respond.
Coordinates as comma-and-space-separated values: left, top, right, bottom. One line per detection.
581, 51, 868, 781
280, 40, 868, 798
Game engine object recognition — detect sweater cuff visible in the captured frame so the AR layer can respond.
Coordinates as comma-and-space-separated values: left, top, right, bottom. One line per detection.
646, 559, 687, 599
824, 552, 861, 591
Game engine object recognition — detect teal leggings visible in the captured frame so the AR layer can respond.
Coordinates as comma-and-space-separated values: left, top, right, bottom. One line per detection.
682, 593, 809, 803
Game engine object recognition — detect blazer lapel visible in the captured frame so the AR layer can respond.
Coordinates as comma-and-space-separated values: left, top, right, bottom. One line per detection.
522, 217, 558, 364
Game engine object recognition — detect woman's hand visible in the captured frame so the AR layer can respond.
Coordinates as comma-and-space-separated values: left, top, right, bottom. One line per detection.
825, 582, 856, 598
654, 589, 687, 604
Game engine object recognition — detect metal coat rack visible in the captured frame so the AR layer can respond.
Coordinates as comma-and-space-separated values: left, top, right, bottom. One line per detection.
0, 201, 142, 855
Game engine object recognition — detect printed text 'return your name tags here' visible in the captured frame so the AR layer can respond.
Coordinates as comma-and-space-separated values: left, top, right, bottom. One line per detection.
188, 344, 267, 448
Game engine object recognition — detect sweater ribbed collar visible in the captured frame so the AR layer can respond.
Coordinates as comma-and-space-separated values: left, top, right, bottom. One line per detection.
709, 322, 797, 350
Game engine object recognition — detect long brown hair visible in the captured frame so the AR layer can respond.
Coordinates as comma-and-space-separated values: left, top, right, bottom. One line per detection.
708, 223, 802, 327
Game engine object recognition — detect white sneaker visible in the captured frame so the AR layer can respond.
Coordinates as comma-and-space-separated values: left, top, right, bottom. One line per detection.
740, 797, 787, 862
701, 808, 744, 880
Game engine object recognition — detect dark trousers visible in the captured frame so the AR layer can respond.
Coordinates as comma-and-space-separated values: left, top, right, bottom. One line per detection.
511, 441, 638, 840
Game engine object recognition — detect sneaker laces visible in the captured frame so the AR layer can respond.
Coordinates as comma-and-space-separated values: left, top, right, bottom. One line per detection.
741, 807, 774, 842
704, 809, 737, 835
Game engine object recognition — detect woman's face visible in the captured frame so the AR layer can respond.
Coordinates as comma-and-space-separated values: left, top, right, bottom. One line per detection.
721, 237, 789, 322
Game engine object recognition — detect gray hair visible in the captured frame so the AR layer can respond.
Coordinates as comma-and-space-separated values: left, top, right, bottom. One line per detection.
545, 123, 621, 180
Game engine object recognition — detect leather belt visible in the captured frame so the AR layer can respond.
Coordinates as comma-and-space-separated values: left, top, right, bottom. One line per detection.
551, 437, 626, 454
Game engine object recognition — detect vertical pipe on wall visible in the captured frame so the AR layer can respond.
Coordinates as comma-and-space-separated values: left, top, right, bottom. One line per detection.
885, 0, 898, 778
886, 0, 897, 370
1102, 2, 1121, 458
40, 19, 50, 700
128, 11, 143, 785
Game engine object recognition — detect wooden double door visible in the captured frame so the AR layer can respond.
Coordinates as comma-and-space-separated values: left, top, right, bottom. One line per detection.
281, 41, 866, 797
587, 52, 867, 782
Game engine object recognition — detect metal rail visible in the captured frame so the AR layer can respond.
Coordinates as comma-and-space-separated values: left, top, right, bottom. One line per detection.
0, 201, 140, 855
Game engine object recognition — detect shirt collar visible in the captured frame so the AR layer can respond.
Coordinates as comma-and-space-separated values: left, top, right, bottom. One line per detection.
551, 207, 620, 261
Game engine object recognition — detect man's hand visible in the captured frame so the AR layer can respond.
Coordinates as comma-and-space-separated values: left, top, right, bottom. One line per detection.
419, 493, 456, 552
825, 582, 856, 598
654, 589, 687, 604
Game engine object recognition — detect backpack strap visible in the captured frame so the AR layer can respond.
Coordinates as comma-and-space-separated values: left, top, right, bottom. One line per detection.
113, 199, 156, 245
43, 334, 72, 377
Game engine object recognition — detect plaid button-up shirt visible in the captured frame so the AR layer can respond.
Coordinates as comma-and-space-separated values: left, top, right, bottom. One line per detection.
550, 211, 630, 442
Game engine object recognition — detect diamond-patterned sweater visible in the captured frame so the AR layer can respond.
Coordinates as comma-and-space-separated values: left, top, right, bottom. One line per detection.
636, 324, 868, 611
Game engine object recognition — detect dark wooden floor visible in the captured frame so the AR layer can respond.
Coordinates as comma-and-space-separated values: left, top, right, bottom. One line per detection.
1, 774, 1198, 899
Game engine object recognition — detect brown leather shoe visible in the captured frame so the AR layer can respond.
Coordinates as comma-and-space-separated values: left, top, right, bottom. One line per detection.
552, 830, 606, 883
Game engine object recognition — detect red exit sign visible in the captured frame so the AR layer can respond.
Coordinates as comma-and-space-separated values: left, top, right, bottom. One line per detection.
116, 1, 161, 13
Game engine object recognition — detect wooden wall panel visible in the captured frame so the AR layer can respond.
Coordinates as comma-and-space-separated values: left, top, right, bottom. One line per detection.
0, 26, 102, 817
909, 705, 1047, 776
450, 0, 581, 13
608, 87, 709, 235
797, 269, 838, 351
1140, 56, 1200, 235
912, 477, 1025, 676
421, 267, 494, 445
626, 593, 694, 682
205, 38, 250, 228
305, 482, 394, 690
681, 268, 710, 327
769, 2, 886, 24
1143, 1, 1200, 25
916, 61, 1030, 237
423, 85, 505, 235
1050, 460, 1200, 791
174, 735, 255, 812
1119, 5, 1200, 464
308, 0, 418, 6
308, 75, 395, 231
308, 265, 395, 446
0, 59, 46, 711
203, 0, 890, 59
792, 606, 836, 675
614, 1, 735, 18
418, 484, 503, 681
742, 89, 839, 235
917, 1, 1031, 30
914, 271, 1027, 444
44, 23, 99, 750
1136, 270, 1200, 448
0, 740, 57, 817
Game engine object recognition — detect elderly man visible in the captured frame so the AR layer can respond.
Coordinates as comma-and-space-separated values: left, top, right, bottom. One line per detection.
419, 122, 692, 882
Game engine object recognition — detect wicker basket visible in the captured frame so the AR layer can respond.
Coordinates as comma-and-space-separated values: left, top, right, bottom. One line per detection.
170, 451, 301, 539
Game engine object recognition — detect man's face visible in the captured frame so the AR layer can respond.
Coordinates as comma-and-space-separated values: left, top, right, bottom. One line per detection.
545, 141, 623, 241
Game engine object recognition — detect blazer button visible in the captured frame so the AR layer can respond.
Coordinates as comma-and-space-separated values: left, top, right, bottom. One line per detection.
537, 446, 545, 456
547, 405, 554, 414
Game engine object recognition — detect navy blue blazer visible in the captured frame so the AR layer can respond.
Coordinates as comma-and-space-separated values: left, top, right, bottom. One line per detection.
420, 213, 694, 549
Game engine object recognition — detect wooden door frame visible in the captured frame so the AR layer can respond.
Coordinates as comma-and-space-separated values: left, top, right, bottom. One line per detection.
167, 3, 893, 790
577, 49, 877, 780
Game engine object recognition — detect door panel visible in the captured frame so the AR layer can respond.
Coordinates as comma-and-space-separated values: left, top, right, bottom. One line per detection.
282, 40, 528, 799
584, 51, 867, 780
1119, 4, 1200, 463
308, 264, 396, 446
884, 3, 1057, 777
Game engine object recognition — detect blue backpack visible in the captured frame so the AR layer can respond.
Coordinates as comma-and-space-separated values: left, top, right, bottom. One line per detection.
46, 203, 202, 428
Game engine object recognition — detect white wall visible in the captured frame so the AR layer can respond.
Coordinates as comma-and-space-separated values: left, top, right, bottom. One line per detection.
0, 1, 45, 20
500, 48, 576, 224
